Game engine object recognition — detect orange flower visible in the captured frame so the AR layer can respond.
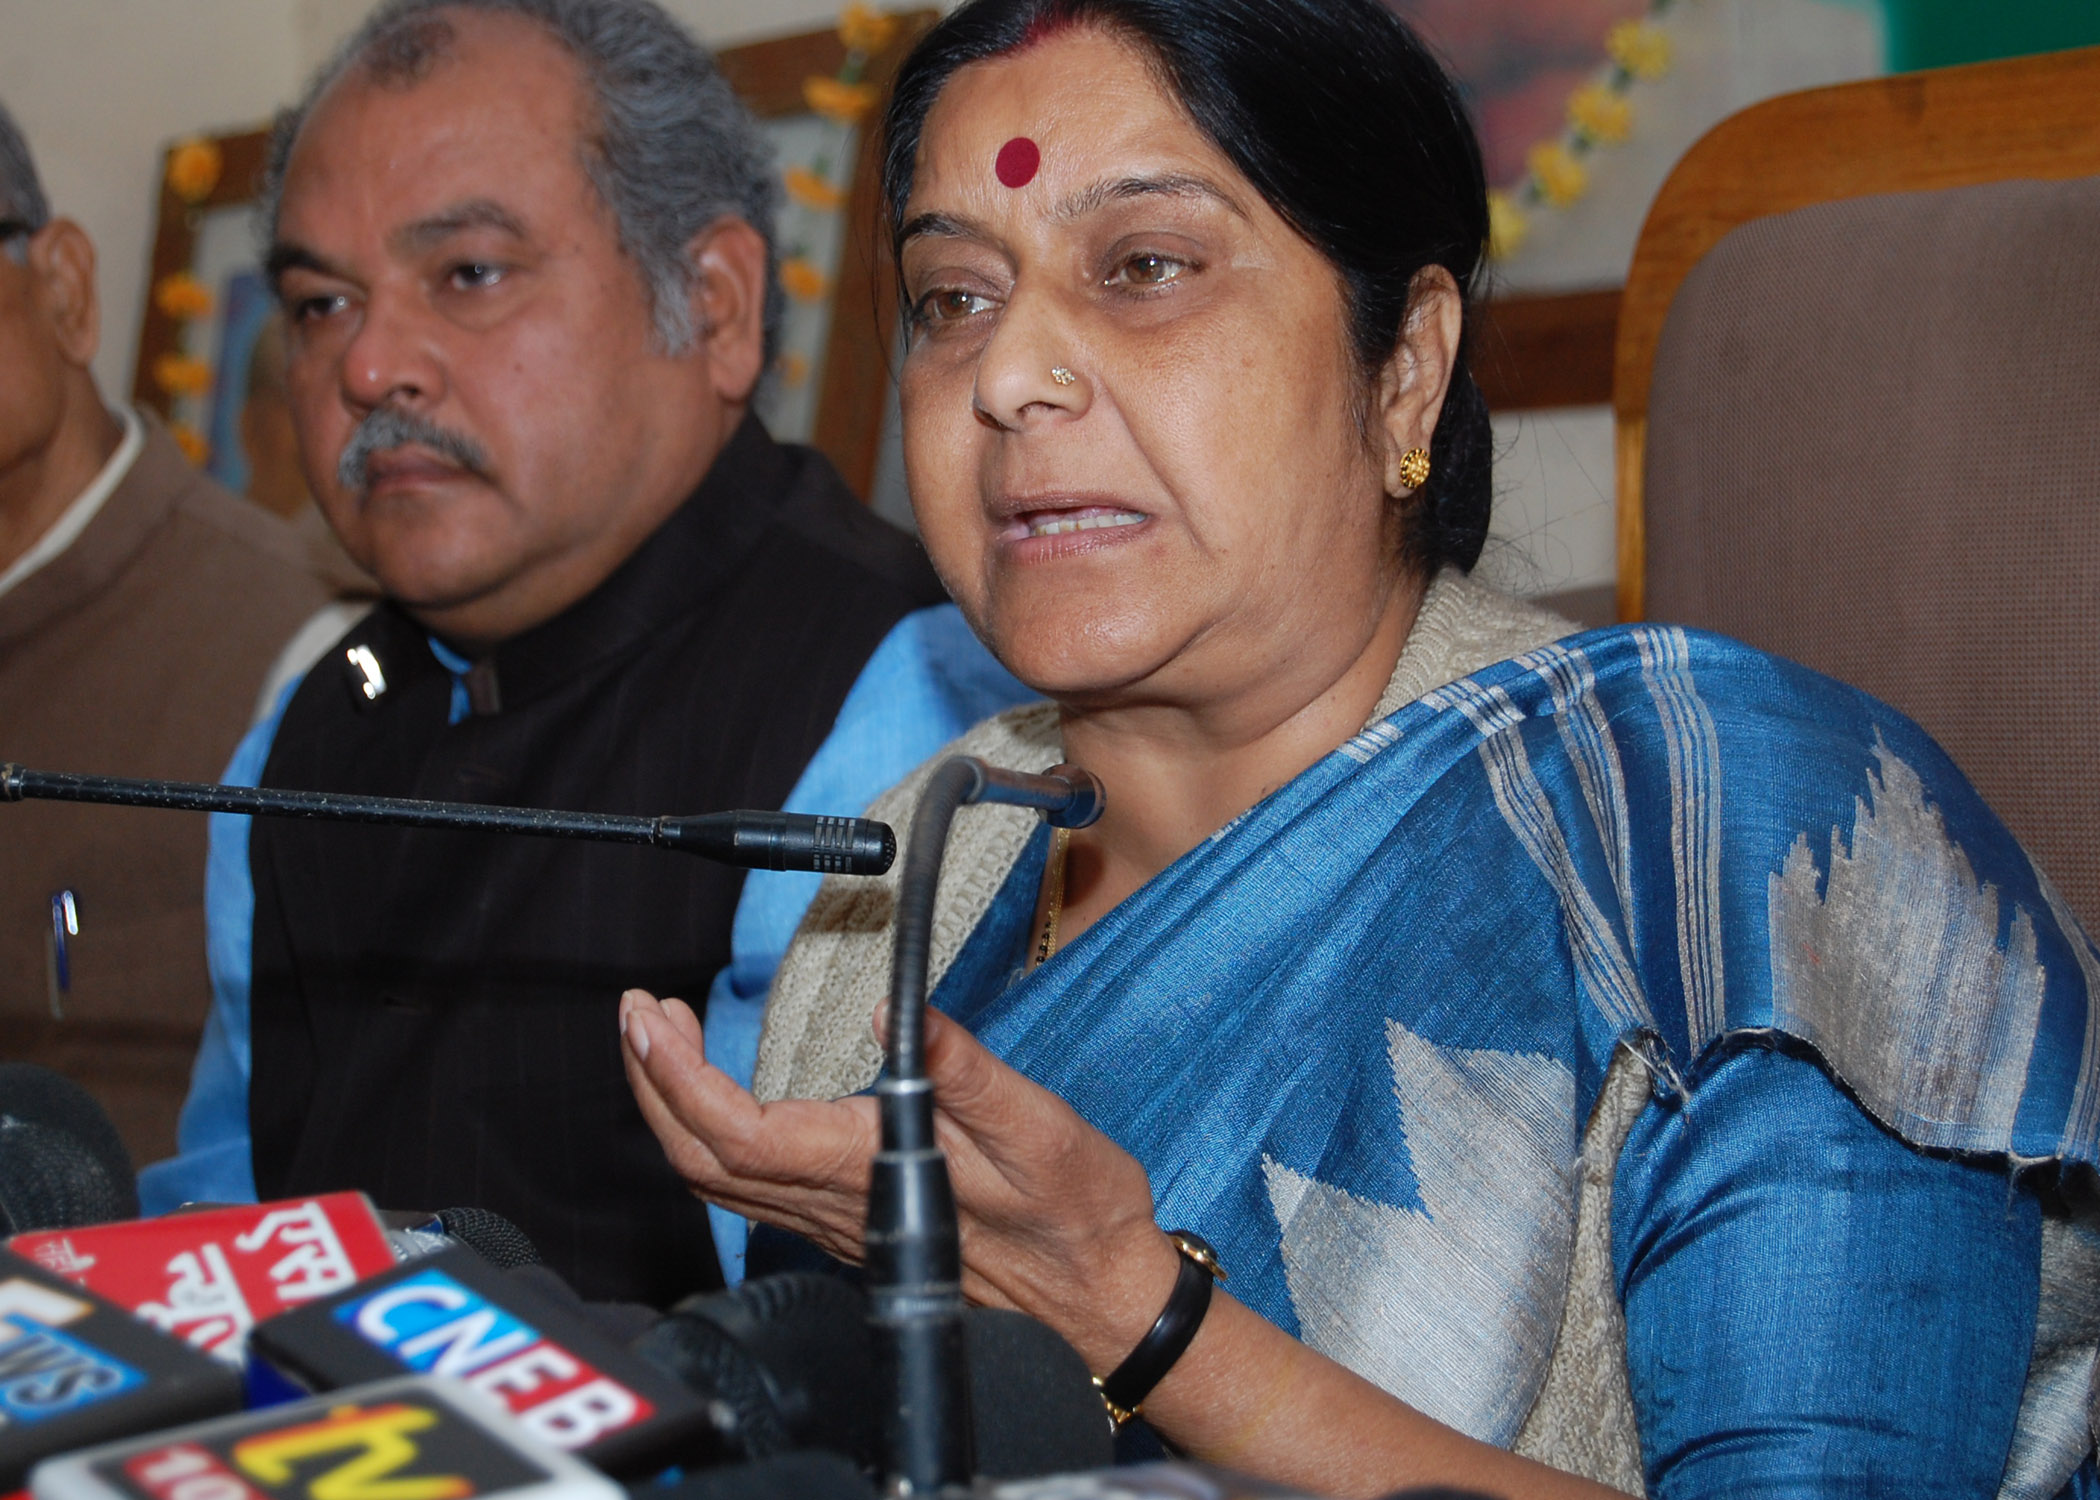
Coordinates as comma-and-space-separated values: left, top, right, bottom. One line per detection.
777, 351, 813, 389
1486, 191, 1529, 262
152, 352, 214, 398
165, 138, 223, 203
803, 75, 880, 126
169, 423, 210, 466
1527, 141, 1589, 208
1567, 82, 1633, 146
1607, 21, 1672, 81
780, 257, 831, 303
837, 3, 900, 55
153, 271, 215, 321
784, 165, 847, 213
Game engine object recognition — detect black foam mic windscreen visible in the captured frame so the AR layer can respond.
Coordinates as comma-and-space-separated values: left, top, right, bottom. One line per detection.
0, 1064, 137, 1233
963, 1307, 1113, 1479
633, 1273, 878, 1466
630, 1275, 1113, 1480
435, 1204, 544, 1268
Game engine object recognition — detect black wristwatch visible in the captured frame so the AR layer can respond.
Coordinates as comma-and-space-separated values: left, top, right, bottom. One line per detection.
1093, 1229, 1227, 1428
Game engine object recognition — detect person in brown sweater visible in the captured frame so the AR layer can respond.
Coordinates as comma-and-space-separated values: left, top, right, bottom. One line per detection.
0, 100, 335, 1166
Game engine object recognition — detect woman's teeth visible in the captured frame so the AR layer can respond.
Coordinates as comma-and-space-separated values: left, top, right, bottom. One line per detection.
1026, 510, 1145, 538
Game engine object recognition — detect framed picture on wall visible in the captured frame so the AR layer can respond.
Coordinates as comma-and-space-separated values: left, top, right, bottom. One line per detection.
130, 6, 937, 508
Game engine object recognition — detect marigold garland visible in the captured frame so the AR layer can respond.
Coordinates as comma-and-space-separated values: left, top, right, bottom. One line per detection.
165, 138, 223, 204
780, 257, 831, 303
784, 165, 848, 213
1607, 19, 1674, 81
1567, 82, 1633, 146
153, 271, 214, 321
1526, 142, 1589, 209
837, 2, 900, 55
1487, 0, 1683, 262
803, 75, 881, 127
152, 352, 213, 399
169, 424, 210, 466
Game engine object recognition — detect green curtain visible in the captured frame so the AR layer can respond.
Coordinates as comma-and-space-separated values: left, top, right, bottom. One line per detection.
1881, 0, 2100, 72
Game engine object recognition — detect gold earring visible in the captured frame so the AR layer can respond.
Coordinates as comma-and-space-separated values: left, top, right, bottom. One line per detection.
1051, 367, 1077, 386
1396, 447, 1432, 490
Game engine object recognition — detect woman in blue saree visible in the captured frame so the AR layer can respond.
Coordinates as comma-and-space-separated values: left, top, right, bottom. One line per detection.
616, 1, 2100, 1494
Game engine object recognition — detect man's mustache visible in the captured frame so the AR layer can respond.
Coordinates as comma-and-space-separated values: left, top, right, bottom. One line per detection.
336, 406, 493, 495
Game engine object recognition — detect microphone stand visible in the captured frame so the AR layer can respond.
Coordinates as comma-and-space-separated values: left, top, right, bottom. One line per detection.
869, 756, 1104, 1498
0, 764, 896, 876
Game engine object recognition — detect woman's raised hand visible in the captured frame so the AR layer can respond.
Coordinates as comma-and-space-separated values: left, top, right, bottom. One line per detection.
617, 988, 1621, 1499
616, 988, 1181, 1373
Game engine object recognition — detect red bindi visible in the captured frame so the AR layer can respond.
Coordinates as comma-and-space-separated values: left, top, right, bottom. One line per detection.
995, 136, 1041, 189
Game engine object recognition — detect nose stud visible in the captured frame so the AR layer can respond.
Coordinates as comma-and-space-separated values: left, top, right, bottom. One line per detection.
1051, 367, 1077, 387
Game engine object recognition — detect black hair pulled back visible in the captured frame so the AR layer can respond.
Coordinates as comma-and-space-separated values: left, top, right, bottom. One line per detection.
878, 0, 1494, 574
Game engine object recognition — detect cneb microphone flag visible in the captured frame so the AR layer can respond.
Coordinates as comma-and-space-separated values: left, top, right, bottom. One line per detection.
249, 1249, 708, 1476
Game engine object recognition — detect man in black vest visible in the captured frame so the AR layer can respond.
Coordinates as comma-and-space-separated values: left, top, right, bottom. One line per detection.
140, 0, 1027, 1305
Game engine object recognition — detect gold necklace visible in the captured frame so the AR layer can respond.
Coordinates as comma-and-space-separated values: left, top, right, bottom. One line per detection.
1032, 825, 1072, 967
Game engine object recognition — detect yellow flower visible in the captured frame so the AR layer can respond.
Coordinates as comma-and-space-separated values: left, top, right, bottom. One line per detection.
152, 352, 214, 398
165, 138, 223, 203
803, 74, 881, 126
778, 351, 813, 389
1567, 82, 1633, 146
837, 3, 900, 55
1527, 141, 1589, 209
784, 165, 847, 213
1607, 20, 1672, 81
153, 271, 215, 321
169, 423, 210, 466
1486, 190, 1529, 261
780, 256, 831, 303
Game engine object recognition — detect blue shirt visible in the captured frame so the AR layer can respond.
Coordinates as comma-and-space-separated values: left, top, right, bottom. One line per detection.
137, 603, 1033, 1288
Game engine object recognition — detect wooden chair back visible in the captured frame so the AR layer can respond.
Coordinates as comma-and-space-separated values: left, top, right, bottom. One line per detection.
1613, 44, 2100, 621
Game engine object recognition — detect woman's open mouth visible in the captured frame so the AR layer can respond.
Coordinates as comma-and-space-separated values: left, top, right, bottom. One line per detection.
1023, 507, 1147, 538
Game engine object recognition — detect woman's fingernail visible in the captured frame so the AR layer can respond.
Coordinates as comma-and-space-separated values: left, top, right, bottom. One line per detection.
627, 1009, 652, 1061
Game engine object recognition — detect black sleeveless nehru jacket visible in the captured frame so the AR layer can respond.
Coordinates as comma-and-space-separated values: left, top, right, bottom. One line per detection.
247, 417, 947, 1305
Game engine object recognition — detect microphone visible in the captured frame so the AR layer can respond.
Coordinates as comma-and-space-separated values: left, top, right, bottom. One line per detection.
0, 765, 896, 877
26, 1373, 625, 1500
250, 1246, 710, 1477
0, 1066, 139, 1234
630, 1273, 1111, 1480
7, 1193, 398, 1366
867, 758, 1105, 1495
381, 1208, 545, 1271
0, 1246, 242, 1490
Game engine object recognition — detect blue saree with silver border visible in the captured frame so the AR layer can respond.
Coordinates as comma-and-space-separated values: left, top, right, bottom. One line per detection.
917, 623, 2100, 1489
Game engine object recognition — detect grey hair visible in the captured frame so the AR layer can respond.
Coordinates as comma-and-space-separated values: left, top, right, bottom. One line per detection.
260, 0, 781, 355
0, 98, 52, 235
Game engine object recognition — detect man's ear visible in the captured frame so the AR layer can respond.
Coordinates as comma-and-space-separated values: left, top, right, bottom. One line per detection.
1373, 265, 1462, 496
685, 216, 768, 405
28, 220, 101, 370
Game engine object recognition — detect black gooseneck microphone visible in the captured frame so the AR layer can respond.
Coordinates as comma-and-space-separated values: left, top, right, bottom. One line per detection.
0, 763, 896, 876
870, 756, 1105, 1497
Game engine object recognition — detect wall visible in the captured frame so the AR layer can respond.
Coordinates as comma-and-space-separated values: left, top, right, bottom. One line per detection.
0, 0, 921, 404
0, 0, 303, 398
295, 0, 914, 71
1461, 0, 1886, 609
